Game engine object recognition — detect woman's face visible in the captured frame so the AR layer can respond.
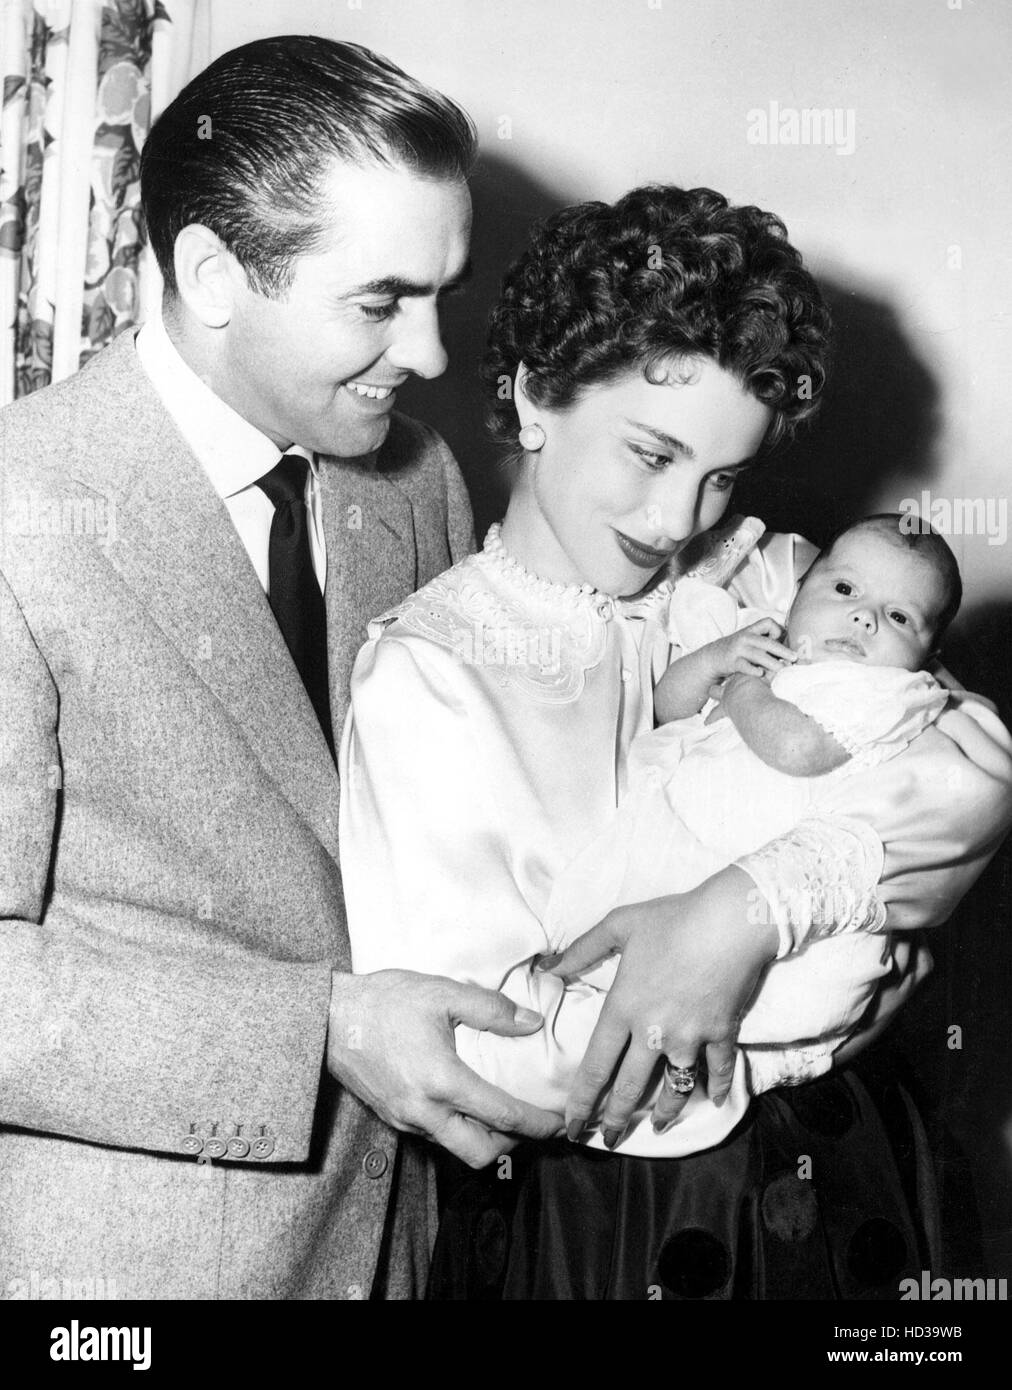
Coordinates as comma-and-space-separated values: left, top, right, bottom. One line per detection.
508, 359, 772, 597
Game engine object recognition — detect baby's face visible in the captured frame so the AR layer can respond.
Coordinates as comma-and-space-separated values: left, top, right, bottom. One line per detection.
786, 530, 945, 671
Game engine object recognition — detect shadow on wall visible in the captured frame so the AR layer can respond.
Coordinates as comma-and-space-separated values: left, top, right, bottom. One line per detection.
734, 280, 944, 546
920, 595, 1012, 1278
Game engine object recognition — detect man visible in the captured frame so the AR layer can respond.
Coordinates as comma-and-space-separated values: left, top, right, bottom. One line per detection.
0, 36, 558, 1301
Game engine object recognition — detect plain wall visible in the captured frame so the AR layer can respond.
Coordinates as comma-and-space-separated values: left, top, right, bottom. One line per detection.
207, 0, 1010, 597
203, 0, 1012, 1274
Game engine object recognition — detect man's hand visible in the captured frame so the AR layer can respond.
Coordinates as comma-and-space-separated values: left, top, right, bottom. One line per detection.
543, 866, 778, 1145
327, 969, 563, 1168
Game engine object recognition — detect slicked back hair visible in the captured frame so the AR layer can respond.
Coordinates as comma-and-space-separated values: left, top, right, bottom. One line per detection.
140, 36, 477, 298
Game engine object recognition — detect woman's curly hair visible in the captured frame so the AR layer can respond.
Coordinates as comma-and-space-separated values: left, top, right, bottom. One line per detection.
483, 185, 832, 451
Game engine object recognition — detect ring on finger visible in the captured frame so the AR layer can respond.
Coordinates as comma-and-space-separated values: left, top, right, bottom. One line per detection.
663, 1061, 698, 1095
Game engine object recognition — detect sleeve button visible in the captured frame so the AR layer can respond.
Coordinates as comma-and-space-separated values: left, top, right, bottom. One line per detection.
251, 1135, 276, 1159
204, 1137, 228, 1159
226, 1137, 250, 1159
362, 1149, 389, 1179
180, 1135, 204, 1156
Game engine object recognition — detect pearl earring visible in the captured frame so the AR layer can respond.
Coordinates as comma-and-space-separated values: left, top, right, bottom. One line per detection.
518, 423, 546, 452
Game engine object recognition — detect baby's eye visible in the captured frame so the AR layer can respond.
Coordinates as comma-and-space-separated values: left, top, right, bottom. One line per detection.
889, 611, 908, 625
834, 581, 853, 595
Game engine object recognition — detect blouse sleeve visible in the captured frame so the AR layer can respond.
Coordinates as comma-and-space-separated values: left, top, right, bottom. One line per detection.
735, 692, 1012, 954
725, 529, 819, 618
664, 575, 773, 655
769, 663, 949, 770
340, 631, 531, 980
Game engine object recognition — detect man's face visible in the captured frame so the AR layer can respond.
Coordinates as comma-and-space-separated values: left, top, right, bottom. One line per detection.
215, 161, 472, 456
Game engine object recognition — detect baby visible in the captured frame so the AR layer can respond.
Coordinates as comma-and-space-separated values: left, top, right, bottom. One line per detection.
654, 511, 960, 766
541, 513, 959, 1148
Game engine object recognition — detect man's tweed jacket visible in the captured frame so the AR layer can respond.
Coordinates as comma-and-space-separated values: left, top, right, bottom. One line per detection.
0, 328, 474, 1299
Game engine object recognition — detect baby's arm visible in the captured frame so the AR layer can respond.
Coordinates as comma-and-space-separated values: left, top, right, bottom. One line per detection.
716, 672, 851, 776
655, 618, 796, 722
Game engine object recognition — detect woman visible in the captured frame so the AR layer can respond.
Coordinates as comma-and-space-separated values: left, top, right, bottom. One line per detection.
339, 186, 1012, 1298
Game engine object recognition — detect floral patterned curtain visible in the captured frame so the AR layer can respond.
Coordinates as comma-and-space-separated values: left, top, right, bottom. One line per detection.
0, 0, 210, 404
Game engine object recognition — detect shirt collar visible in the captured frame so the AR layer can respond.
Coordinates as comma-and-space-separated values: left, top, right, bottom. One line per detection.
135, 309, 318, 498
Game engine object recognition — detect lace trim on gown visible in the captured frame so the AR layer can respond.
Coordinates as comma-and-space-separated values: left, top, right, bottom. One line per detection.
736, 814, 888, 958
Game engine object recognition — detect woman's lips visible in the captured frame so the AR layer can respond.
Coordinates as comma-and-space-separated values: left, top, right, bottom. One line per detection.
614, 529, 679, 569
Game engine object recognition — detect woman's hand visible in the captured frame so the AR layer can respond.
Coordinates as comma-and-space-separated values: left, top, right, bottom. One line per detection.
542, 866, 778, 1144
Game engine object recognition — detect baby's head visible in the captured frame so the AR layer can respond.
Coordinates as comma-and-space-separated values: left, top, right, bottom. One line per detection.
786, 514, 962, 671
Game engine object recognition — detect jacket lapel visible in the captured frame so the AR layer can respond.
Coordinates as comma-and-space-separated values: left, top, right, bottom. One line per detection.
317, 451, 418, 739
69, 333, 341, 858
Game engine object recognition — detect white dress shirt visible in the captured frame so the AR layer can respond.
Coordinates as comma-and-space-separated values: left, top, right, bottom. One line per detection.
135, 312, 326, 595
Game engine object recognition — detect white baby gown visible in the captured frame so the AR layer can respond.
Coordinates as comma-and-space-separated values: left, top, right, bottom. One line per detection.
544, 575, 950, 1094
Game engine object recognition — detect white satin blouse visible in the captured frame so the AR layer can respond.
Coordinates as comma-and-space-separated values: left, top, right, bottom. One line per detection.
338, 519, 1012, 1156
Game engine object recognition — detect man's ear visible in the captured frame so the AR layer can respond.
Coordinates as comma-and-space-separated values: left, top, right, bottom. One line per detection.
172, 224, 238, 329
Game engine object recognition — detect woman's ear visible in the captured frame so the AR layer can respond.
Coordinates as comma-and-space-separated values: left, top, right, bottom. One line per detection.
513, 362, 537, 425
172, 223, 236, 329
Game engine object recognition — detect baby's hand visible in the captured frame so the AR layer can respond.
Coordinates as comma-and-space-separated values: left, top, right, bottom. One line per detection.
706, 619, 795, 681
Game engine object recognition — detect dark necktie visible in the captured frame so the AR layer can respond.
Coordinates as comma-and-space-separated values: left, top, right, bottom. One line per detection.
256, 454, 334, 757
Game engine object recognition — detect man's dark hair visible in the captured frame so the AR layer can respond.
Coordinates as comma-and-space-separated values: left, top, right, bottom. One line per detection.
140, 36, 477, 297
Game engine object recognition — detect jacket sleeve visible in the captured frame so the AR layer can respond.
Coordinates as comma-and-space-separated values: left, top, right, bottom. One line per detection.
0, 566, 333, 1162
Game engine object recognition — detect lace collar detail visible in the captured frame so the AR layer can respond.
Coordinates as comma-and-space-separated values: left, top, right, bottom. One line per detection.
475, 515, 767, 614
477, 521, 684, 621
366, 514, 767, 707
477, 522, 622, 616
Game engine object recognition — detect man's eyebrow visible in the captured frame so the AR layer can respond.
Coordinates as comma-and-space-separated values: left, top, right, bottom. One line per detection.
343, 259, 473, 300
